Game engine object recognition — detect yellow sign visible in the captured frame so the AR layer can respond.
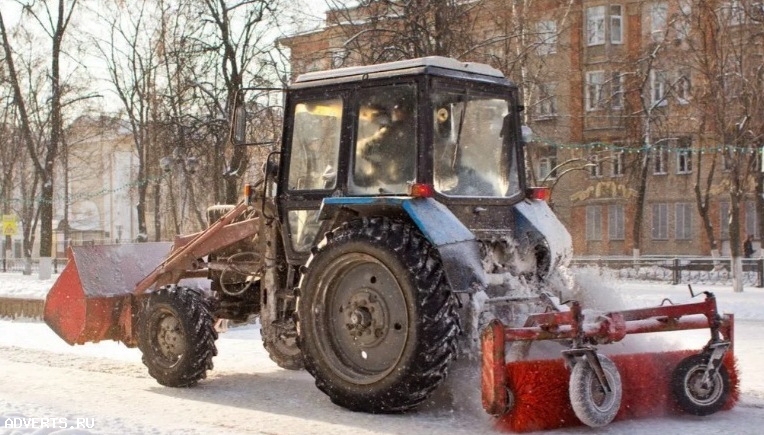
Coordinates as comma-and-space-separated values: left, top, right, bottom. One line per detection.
2, 215, 17, 236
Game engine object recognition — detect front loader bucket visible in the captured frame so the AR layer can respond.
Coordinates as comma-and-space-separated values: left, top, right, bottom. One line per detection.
44, 243, 172, 345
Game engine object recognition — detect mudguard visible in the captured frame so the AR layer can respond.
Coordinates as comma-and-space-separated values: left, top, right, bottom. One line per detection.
512, 200, 572, 272
319, 197, 486, 293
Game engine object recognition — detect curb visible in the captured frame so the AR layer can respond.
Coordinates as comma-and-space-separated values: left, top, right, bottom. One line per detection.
0, 297, 44, 320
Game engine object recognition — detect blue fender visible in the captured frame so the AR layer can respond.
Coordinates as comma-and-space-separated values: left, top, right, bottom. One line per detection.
319, 197, 486, 293
512, 200, 572, 272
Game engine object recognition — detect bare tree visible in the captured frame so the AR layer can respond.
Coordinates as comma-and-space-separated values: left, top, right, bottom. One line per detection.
685, 1, 764, 291
0, 81, 22, 263
194, 0, 282, 204
93, 0, 160, 242
7, 1, 79, 266
315, 0, 483, 68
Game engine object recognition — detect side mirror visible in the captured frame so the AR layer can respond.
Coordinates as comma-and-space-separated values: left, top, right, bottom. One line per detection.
233, 105, 247, 145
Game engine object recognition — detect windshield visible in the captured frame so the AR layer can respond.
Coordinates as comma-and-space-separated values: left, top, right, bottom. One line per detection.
431, 86, 520, 198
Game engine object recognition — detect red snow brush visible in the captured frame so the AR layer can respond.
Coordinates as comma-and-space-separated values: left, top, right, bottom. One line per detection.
481, 291, 737, 432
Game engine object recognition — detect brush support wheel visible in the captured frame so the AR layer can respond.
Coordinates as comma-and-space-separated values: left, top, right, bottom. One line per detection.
671, 353, 730, 416
569, 354, 622, 427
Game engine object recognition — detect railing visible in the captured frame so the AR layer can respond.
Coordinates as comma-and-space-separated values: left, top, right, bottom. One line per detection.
3, 253, 763, 287
571, 256, 764, 287
0, 257, 68, 274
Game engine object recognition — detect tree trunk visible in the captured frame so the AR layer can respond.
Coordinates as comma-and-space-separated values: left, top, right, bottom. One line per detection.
632, 151, 650, 256
729, 188, 744, 293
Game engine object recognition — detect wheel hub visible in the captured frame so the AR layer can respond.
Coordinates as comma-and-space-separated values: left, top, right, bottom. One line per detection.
344, 292, 386, 345
688, 371, 715, 400
156, 314, 185, 361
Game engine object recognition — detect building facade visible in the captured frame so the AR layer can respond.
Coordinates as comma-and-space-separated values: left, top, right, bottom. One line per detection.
280, 0, 764, 257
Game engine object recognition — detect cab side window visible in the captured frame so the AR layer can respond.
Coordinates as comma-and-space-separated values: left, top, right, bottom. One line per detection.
350, 85, 417, 194
287, 98, 343, 191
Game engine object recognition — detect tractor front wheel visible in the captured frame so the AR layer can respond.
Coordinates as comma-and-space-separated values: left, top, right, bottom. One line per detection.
262, 318, 303, 370
671, 353, 730, 416
138, 285, 218, 387
297, 217, 460, 413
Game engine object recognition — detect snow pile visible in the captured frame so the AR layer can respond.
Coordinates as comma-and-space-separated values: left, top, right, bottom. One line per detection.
0, 273, 59, 299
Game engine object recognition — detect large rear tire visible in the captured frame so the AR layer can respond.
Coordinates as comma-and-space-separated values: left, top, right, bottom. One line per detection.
138, 285, 218, 387
297, 217, 461, 413
671, 353, 730, 416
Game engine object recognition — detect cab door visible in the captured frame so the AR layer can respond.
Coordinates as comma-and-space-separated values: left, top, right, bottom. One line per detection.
277, 93, 346, 261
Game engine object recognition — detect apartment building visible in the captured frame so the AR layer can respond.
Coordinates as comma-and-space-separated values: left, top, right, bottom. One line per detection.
280, 0, 764, 256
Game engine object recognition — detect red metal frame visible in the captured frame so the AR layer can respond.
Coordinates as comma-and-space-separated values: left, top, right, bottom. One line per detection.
481, 292, 734, 416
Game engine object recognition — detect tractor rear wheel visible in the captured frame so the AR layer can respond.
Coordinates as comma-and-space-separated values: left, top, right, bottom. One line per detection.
671, 353, 730, 416
296, 217, 461, 413
138, 285, 218, 387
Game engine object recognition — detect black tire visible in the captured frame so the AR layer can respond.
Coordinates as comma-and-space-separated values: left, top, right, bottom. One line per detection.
296, 217, 461, 413
262, 318, 304, 370
569, 354, 622, 427
138, 285, 218, 387
671, 353, 730, 416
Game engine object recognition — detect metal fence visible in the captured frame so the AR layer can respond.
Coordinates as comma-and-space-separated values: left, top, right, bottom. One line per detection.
571, 256, 764, 287
3, 254, 763, 288
1, 257, 68, 274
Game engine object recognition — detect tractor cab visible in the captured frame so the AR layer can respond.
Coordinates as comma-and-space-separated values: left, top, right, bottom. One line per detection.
256, 57, 532, 266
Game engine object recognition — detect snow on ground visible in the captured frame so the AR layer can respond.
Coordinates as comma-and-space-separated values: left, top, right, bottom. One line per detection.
1, 270, 764, 434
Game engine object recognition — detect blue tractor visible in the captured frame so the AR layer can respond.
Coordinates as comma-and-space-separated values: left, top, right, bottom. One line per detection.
45, 56, 572, 415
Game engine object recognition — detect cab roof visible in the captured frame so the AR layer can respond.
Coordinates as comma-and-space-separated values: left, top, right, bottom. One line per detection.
291, 56, 510, 89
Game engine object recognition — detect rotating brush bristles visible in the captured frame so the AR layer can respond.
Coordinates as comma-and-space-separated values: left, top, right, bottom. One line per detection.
495, 350, 739, 433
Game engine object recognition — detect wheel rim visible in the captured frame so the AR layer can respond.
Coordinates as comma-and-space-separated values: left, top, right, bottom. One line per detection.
684, 365, 724, 406
313, 253, 409, 384
586, 366, 618, 412
150, 308, 186, 368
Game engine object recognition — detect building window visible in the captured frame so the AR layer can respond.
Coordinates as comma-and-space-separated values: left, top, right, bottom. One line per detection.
676, 137, 693, 174
539, 155, 558, 181
609, 204, 625, 240
676, 202, 693, 240
586, 5, 623, 46
587, 205, 603, 241
610, 5, 623, 44
535, 83, 557, 119
589, 153, 603, 178
675, 0, 693, 40
650, 69, 668, 107
586, 6, 606, 46
746, 200, 759, 239
537, 20, 557, 55
586, 71, 605, 111
651, 2, 669, 41
676, 69, 692, 104
612, 149, 624, 176
653, 146, 668, 174
723, 1, 746, 26
652, 203, 669, 240
330, 48, 348, 68
611, 72, 624, 109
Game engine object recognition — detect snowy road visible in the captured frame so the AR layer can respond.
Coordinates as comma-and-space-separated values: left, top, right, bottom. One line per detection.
2, 274, 764, 434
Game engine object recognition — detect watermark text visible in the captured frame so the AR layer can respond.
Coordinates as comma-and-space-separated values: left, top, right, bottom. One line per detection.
4, 417, 95, 429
